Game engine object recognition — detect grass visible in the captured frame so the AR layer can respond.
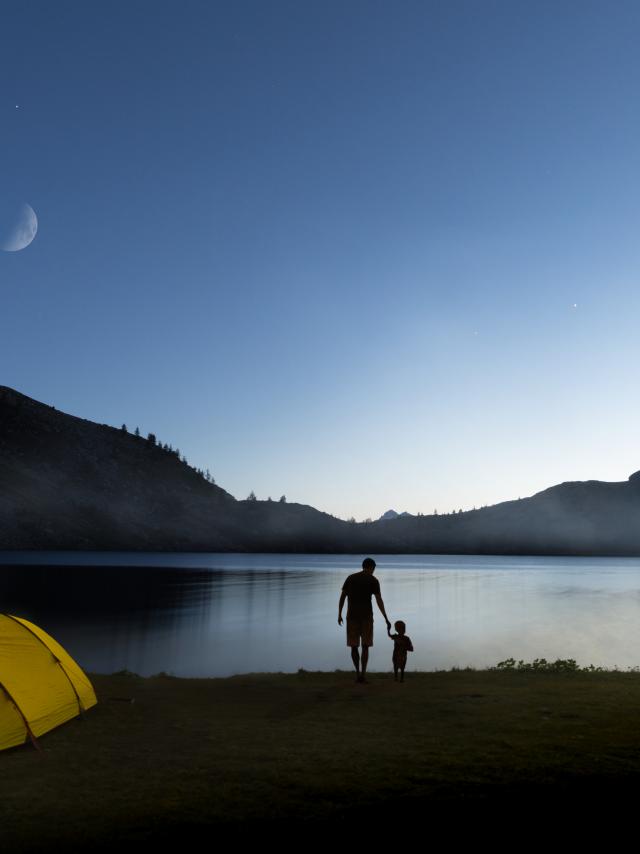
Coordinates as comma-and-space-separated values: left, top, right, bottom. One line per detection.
4, 666, 640, 848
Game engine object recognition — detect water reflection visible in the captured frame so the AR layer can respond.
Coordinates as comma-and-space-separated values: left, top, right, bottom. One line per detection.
1, 553, 640, 675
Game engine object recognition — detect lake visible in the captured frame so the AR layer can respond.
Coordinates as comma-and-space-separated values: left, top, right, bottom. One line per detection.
1, 552, 640, 676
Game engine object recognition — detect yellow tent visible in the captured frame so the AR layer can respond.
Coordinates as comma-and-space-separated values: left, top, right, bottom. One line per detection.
0, 614, 97, 751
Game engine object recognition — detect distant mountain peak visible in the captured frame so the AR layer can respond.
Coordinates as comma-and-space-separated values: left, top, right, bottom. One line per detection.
379, 509, 413, 521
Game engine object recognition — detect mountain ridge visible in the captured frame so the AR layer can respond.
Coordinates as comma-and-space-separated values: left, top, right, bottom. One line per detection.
2, 386, 640, 555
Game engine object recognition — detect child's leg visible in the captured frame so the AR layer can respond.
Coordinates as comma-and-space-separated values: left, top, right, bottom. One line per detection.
400, 663, 405, 682
393, 661, 398, 680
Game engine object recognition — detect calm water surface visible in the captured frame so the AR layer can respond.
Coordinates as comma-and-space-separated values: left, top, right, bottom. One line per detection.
1, 552, 640, 676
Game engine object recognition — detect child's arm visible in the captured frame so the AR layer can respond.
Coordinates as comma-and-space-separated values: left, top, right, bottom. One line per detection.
407, 637, 414, 651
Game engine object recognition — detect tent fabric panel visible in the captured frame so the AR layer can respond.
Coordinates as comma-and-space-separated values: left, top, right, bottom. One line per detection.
0, 618, 74, 722
0, 615, 38, 673
29, 700, 84, 739
0, 687, 27, 751
10, 616, 98, 712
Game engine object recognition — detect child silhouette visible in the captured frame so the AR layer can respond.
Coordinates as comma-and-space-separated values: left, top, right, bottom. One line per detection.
388, 620, 414, 682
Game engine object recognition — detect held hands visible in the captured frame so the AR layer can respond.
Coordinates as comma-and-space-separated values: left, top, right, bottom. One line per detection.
338, 615, 343, 626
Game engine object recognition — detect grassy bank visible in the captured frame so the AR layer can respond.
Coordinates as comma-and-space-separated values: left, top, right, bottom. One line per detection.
4, 668, 640, 848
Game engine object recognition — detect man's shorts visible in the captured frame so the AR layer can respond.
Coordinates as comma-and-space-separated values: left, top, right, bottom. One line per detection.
346, 615, 373, 647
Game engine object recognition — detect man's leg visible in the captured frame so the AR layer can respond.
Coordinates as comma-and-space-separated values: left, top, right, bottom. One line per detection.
347, 618, 361, 679
359, 617, 373, 683
351, 646, 360, 677
361, 645, 369, 680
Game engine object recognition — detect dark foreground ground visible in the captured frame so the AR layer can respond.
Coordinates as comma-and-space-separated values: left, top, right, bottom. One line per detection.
4, 669, 640, 849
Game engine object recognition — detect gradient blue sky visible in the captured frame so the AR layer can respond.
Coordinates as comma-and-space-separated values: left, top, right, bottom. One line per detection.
3, 1, 640, 519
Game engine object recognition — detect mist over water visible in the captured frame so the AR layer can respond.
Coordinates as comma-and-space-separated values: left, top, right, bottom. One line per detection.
2, 552, 640, 676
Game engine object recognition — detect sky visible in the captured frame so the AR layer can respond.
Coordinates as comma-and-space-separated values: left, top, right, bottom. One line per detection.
2, 1, 640, 520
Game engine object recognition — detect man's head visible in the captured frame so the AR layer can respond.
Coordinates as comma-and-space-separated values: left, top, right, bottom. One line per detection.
362, 557, 376, 574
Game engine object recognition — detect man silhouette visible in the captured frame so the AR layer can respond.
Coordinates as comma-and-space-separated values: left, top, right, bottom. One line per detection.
338, 557, 391, 683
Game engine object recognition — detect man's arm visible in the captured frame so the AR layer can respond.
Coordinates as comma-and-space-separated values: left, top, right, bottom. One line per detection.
375, 593, 391, 630
338, 590, 347, 625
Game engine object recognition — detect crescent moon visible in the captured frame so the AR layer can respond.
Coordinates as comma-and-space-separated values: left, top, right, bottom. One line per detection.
0, 203, 38, 252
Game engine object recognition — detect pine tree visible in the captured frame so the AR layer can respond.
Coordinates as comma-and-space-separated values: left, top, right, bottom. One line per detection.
121, 424, 127, 433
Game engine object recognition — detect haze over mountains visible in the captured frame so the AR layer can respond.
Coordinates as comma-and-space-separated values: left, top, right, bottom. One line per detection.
2, 385, 640, 555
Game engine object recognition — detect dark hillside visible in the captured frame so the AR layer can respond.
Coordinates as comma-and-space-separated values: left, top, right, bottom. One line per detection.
0, 386, 241, 550
360, 478, 640, 555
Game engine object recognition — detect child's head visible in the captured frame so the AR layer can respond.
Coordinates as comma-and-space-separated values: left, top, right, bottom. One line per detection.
394, 620, 406, 634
